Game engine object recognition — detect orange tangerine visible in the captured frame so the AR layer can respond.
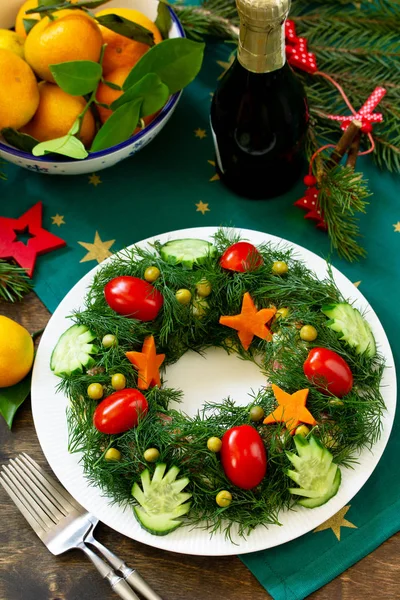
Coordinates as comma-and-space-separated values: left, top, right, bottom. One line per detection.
95, 8, 163, 75
96, 66, 132, 123
25, 10, 103, 82
0, 316, 34, 388
15, 0, 80, 38
21, 82, 96, 148
0, 48, 39, 130
95, 66, 159, 130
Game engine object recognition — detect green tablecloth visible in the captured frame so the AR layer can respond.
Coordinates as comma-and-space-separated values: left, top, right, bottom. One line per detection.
1, 39, 399, 600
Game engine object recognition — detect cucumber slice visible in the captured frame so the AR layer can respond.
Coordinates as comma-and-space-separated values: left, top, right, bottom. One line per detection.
132, 463, 192, 536
159, 238, 216, 269
321, 302, 376, 358
286, 435, 341, 509
50, 324, 97, 377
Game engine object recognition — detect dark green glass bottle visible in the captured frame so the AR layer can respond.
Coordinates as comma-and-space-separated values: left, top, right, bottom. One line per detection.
210, 0, 309, 199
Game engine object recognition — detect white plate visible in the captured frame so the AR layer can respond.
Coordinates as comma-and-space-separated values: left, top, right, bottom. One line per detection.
31, 227, 396, 556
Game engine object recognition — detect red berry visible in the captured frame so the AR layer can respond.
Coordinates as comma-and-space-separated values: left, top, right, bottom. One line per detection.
303, 174, 317, 187
361, 122, 373, 134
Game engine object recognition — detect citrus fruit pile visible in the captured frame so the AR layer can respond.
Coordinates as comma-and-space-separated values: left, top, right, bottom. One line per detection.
0, 0, 164, 151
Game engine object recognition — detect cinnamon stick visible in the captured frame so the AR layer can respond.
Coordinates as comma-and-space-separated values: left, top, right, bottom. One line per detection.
328, 119, 362, 168
345, 132, 361, 169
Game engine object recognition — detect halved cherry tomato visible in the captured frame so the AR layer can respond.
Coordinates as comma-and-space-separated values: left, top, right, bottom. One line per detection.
220, 242, 263, 272
93, 388, 148, 434
303, 347, 353, 398
220, 425, 267, 489
104, 276, 163, 321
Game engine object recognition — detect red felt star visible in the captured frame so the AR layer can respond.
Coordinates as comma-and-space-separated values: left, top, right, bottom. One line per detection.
0, 202, 66, 277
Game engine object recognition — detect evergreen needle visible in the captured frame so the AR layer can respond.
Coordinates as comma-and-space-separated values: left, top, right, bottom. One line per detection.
0, 260, 33, 303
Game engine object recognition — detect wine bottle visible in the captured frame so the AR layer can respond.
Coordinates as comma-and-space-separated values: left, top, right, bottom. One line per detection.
210, 0, 309, 199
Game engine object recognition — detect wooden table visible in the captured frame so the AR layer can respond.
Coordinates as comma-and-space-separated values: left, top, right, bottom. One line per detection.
1, 293, 399, 600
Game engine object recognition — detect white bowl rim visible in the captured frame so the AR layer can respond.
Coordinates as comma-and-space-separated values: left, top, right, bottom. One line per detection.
0, 6, 185, 164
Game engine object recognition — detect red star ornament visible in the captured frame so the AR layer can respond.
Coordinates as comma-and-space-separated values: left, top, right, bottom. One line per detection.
0, 202, 66, 277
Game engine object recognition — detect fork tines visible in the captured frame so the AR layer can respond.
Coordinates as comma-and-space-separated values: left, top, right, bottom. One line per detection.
0, 453, 81, 538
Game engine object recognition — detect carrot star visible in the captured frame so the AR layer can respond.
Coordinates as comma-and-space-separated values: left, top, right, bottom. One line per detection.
126, 335, 165, 390
219, 292, 276, 350
263, 384, 317, 434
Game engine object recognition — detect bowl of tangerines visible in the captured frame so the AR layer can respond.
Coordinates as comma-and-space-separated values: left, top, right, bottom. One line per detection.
0, 0, 204, 175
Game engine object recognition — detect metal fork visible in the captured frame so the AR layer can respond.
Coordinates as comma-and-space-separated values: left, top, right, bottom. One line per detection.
0, 453, 163, 600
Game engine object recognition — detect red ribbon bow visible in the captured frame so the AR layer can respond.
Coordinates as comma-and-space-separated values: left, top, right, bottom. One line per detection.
285, 20, 318, 74
326, 86, 386, 131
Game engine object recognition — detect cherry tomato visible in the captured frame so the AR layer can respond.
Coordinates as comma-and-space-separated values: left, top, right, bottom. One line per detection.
303, 347, 353, 398
93, 388, 148, 434
220, 425, 267, 490
220, 242, 263, 272
104, 276, 163, 321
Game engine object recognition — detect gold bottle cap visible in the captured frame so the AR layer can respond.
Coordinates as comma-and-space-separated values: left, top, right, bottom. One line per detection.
236, 0, 290, 25
236, 0, 291, 73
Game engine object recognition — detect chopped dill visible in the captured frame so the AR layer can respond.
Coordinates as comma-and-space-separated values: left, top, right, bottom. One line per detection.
57, 229, 385, 539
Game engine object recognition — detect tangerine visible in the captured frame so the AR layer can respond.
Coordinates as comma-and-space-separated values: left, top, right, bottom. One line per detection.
21, 82, 96, 148
96, 66, 158, 130
0, 316, 34, 388
15, 0, 80, 38
95, 8, 162, 75
0, 48, 39, 130
25, 10, 103, 83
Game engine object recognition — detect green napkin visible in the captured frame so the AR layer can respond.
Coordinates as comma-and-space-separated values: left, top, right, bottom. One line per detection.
1, 33, 399, 600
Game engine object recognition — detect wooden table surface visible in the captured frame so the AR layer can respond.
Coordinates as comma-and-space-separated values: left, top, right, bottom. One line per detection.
1, 292, 399, 600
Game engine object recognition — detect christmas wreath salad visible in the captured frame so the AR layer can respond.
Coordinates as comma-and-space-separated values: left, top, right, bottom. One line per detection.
51, 230, 385, 539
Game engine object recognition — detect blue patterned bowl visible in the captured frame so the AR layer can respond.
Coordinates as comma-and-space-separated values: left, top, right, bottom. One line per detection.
0, 0, 184, 175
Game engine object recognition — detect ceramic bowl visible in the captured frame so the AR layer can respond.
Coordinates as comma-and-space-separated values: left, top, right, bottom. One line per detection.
0, 0, 184, 175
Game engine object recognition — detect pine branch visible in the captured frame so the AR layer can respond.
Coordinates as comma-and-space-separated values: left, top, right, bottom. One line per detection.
0, 260, 33, 302
318, 166, 371, 262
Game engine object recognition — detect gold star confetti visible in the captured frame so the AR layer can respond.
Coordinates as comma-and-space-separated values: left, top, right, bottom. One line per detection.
217, 54, 235, 79
51, 214, 65, 227
196, 201, 210, 215
78, 231, 115, 264
194, 128, 207, 139
208, 160, 220, 182
393, 222, 400, 232
89, 173, 102, 187
353, 281, 362, 288
313, 505, 357, 541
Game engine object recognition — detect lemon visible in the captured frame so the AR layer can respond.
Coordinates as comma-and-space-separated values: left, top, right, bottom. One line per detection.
0, 29, 25, 59
0, 316, 34, 388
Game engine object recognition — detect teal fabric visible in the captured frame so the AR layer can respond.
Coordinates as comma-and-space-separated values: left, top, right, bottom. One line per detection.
1, 27, 399, 600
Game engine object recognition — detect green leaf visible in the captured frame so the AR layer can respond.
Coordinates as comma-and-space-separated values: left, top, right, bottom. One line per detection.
23, 18, 39, 35
123, 38, 205, 95
102, 80, 123, 91
155, 1, 172, 40
33, 134, 88, 159
50, 60, 102, 96
90, 98, 142, 153
0, 371, 31, 429
96, 14, 155, 46
1, 128, 39, 153
111, 73, 169, 117
29, 0, 110, 13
